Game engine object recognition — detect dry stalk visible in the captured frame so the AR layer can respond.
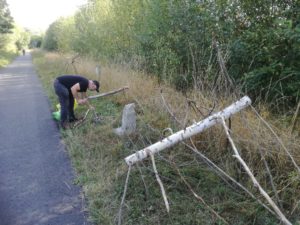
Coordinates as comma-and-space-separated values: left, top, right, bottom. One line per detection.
184, 139, 275, 216
251, 106, 300, 176
137, 164, 149, 201
72, 109, 91, 129
240, 113, 283, 209
117, 165, 132, 225
219, 116, 292, 225
160, 90, 183, 126
289, 101, 300, 134
187, 98, 205, 117
71, 53, 80, 74
171, 159, 229, 224
150, 154, 170, 213
260, 148, 283, 210
290, 199, 300, 216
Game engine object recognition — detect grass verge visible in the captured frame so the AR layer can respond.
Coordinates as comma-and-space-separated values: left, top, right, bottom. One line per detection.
32, 50, 300, 225
0, 49, 18, 68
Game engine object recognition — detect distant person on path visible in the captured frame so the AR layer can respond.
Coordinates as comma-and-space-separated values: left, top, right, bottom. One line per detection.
22, 49, 25, 55
54, 75, 100, 129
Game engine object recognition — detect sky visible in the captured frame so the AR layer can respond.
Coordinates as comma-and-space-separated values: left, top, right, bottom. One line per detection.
6, 0, 87, 31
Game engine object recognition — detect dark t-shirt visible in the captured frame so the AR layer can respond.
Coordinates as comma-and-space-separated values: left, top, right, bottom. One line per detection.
57, 75, 88, 92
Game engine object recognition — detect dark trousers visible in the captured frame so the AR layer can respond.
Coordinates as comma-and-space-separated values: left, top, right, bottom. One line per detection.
53, 80, 75, 124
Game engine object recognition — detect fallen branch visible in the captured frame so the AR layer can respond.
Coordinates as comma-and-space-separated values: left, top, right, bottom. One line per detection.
219, 116, 292, 225
150, 154, 170, 213
72, 109, 91, 129
89, 86, 129, 99
125, 96, 251, 166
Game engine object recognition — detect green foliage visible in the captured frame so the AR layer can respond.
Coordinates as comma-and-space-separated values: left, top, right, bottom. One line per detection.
42, 16, 78, 52
0, 25, 30, 61
42, 21, 58, 51
13, 26, 31, 50
0, 0, 14, 34
32, 50, 300, 225
229, 2, 300, 106
43, 0, 300, 107
0, 47, 17, 67
29, 34, 43, 48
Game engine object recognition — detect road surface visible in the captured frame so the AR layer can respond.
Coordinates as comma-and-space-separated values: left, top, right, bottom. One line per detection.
0, 53, 89, 225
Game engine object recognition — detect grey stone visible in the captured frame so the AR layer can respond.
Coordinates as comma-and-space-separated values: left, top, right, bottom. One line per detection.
114, 103, 136, 136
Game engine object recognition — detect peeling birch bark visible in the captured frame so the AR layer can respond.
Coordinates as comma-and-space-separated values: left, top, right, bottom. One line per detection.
125, 96, 251, 166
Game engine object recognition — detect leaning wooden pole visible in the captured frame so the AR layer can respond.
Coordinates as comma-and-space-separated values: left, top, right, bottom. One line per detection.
125, 96, 251, 166
88, 86, 129, 99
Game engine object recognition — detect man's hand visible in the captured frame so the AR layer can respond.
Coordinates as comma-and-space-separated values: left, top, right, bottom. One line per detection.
77, 98, 87, 105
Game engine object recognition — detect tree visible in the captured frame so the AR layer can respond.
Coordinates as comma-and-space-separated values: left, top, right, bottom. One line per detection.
0, 0, 14, 34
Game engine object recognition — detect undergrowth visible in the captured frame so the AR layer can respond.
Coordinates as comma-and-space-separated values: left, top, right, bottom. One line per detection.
32, 50, 300, 225
0, 49, 18, 68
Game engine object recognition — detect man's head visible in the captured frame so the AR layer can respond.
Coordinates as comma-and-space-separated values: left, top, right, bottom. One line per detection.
89, 80, 100, 92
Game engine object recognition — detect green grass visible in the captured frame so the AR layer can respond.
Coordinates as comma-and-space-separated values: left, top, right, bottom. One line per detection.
31, 50, 300, 225
0, 49, 18, 68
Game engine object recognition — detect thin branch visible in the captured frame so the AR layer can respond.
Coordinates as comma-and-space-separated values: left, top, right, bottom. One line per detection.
240, 112, 283, 210
171, 160, 229, 224
150, 154, 170, 213
289, 101, 300, 134
186, 98, 216, 118
251, 106, 300, 176
160, 90, 183, 126
117, 165, 132, 225
290, 199, 300, 216
259, 148, 283, 210
183, 139, 275, 216
220, 116, 292, 225
137, 164, 149, 201
72, 109, 91, 129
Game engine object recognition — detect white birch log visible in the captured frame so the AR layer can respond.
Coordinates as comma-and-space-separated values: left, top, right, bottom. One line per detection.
125, 96, 252, 166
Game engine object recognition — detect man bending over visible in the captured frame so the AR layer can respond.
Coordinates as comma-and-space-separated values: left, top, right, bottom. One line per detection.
54, 75, 100, 129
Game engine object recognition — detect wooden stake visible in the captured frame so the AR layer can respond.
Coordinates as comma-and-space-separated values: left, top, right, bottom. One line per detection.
88, 86, 129, 99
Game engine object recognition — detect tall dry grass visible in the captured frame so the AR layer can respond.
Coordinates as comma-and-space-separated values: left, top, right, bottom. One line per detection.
33, 50, 300, 225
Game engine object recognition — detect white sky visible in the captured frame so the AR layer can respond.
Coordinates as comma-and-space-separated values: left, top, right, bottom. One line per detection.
6, 0, 87, 31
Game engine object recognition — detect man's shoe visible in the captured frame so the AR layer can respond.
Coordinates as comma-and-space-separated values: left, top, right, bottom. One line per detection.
69, 117, 78, 122
60, 122, 70, 129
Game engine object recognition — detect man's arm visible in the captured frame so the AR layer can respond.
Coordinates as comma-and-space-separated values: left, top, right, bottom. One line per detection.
71, 83, 87, 104
81, 92, 94, 109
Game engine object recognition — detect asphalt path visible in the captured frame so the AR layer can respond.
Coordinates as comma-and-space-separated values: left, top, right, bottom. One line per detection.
0, 53, 89, 225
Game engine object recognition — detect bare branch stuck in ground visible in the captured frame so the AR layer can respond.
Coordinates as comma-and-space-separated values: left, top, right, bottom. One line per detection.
117, 165, 132, 225
150, 154, 170, 213
220, 116, 292, 225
